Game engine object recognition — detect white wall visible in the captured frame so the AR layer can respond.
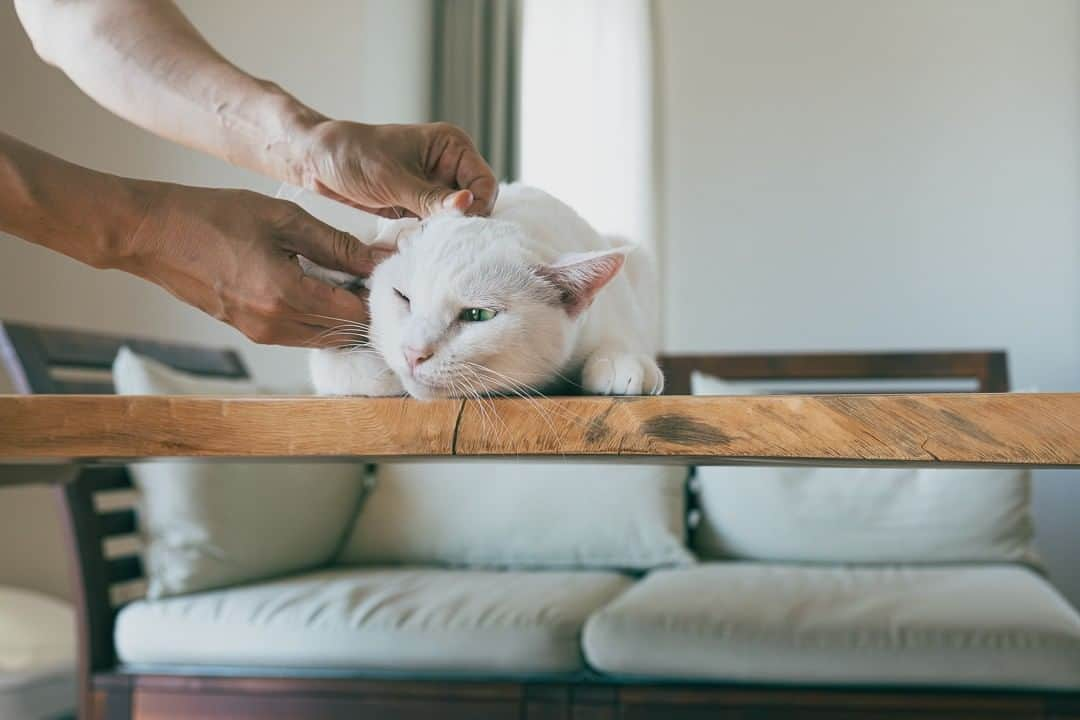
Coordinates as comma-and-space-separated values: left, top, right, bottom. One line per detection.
658, 0, 1080, 604
0, 0, 432, 598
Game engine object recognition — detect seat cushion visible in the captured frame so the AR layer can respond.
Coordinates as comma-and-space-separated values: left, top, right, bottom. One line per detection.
116, 567, 632, 674
0, 586, 75, 719
0, 667, 75, 720
583, 564, 1080, 688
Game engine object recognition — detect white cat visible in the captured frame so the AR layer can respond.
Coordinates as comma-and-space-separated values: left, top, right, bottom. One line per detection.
307, 183, 663, 399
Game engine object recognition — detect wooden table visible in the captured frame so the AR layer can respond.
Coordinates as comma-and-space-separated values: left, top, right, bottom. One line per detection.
2, 393, 1078, 468
5, 391, 1080, 720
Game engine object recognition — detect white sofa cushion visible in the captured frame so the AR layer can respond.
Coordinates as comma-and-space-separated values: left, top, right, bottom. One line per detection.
115, 567, 632, 674
583, 564, 1080, 688
113, 347, 365, 598
338, 462, 693, 570
690, 372, 1037, 564
0, 586, 75, 719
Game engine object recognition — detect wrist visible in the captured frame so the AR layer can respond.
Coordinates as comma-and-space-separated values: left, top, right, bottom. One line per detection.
255, 81, 330, 187
293, 118, 378, 192
103, 178, 168, 273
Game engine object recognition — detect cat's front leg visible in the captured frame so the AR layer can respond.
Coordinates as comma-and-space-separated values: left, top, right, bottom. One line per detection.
581, 346, 665, 396
309, 349, 404, 397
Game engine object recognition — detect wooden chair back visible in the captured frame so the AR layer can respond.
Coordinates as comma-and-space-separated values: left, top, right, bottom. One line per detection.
0, 321, 246, 394
0, 320, 251, 715
660, 351, 1009, 395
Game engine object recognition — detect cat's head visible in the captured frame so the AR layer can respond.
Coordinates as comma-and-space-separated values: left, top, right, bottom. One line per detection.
367, 211, 626, 399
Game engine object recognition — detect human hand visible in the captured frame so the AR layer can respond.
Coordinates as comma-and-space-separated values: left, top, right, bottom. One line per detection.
302, 121, 498, 219
121, 183, 388, 347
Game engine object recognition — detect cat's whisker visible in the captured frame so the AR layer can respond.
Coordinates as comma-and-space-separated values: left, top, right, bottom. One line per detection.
451, 373, 493, 438
472, 372, 584, 449
464, 363, 567, 451
465, 362, 586, 427
316, 325, 371, 336
549, 368, 584, 390
338, 341, 377, 352
297, 313, 372, 328
455, 370, 494, 437
458, 366, 509, 440
468, 384, 497, 440
309, 334, 371, 348
302, 324, 373, 348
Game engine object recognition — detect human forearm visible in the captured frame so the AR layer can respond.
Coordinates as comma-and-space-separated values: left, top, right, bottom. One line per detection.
0, 132, 150, 269
14, 0, 498, 217
14, 0, 324, 186
0, 132, 381, 346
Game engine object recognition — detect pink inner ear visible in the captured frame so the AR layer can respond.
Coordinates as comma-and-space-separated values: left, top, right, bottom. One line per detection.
539, 249, 627, 317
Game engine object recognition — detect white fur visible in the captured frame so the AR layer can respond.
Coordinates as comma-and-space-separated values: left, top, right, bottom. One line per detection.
308, 184, 662, 399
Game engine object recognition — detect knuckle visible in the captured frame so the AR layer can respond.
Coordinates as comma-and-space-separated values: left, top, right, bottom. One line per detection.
331, 231, 358, 262
270, 201, 305, 232
418, 188, 442, 213
249, 328, 275, 345
444, 122, 469, 140
252, 289, 289, 317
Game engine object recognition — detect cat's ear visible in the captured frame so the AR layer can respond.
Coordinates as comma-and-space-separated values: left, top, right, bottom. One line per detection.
538, 247, 630, 317
374, 217, 421, 251
437, 189, 473, 216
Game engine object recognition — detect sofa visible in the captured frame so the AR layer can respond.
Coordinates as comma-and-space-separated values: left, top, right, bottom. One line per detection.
3, 320, 1080, 720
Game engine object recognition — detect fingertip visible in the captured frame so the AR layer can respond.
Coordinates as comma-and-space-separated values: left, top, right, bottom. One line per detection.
370, 246, 395, 264
467, 178, 498, 216
329, 283, 369, 318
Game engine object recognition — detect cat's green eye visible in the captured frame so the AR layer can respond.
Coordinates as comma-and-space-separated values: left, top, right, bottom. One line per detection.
459, 307, 498, 322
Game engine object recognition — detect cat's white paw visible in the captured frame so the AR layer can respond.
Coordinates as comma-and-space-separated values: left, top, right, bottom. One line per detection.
581, 351, 664, 395
309, 349, 404, 397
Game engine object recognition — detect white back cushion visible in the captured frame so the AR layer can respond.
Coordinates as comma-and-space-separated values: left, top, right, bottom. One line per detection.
113, 348, 365, 598
338, 462, 693, 570
691, 371, 1038, 564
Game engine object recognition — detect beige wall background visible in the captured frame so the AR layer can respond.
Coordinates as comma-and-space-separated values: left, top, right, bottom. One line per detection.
0, 0, 432, 599
657, 0, 1080, 604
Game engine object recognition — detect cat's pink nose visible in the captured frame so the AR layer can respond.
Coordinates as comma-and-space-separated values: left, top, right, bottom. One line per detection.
404, 346, 433, 371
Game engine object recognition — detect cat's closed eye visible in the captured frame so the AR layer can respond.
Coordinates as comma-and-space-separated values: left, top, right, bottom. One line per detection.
394, 288, 410, 307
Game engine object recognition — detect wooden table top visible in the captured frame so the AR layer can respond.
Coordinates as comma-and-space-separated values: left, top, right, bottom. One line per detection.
1, 393, 1078, 467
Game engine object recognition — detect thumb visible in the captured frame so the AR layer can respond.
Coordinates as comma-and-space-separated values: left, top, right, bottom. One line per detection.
401, 176, 474, 218
278, 209, 392, 277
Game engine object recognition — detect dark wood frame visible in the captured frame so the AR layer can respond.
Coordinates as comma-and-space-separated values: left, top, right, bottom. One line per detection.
5, 320, 1079, 720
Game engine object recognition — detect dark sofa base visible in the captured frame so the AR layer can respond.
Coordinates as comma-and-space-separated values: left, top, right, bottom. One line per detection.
91, 672, 1080, 720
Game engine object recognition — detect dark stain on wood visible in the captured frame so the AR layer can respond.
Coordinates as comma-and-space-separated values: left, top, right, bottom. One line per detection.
584, 404, 617, 443
939, 408, 997, 444
641, 414, 731, 446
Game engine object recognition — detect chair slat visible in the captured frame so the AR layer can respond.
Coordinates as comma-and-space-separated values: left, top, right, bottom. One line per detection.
98, 509, 137, 537
106, 555, 143, 584
1, 321, 247, 381
52, 380, 116, 394
84, 467, 134, 493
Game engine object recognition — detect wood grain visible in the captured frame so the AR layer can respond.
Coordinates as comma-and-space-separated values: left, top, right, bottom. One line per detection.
1, 393, 1078, 466
0, 396, 460, 460
455, 393, 1080, 466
